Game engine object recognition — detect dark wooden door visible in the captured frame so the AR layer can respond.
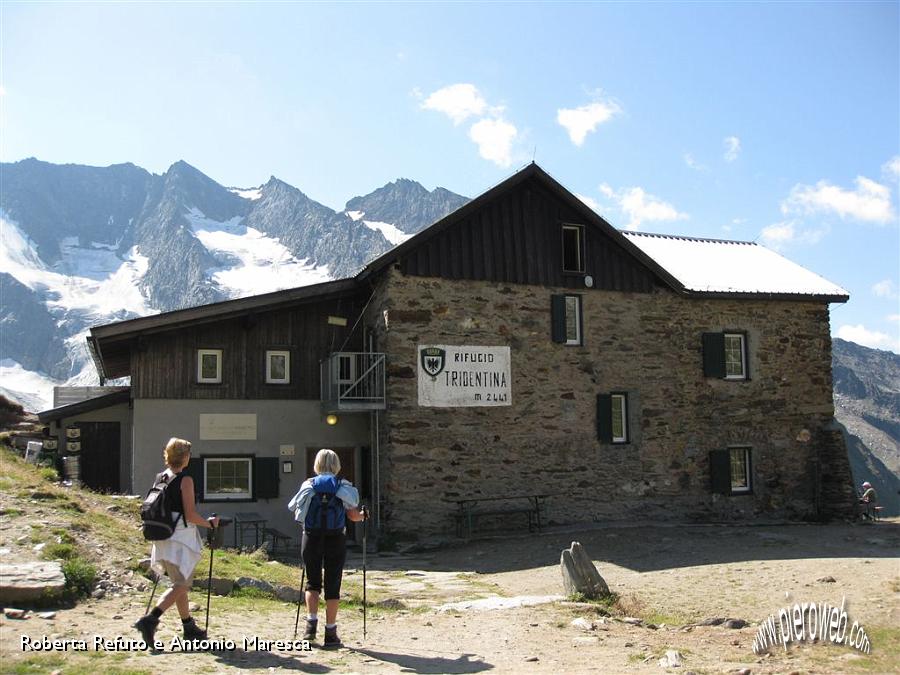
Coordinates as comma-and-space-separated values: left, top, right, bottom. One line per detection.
305, 447, 356, 538
75, 422, 121, 493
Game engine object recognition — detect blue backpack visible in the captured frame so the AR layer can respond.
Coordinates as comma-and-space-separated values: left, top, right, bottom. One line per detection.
304, 475, 346, 534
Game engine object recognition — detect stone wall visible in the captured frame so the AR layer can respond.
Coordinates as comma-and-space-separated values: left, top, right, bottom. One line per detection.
367, 268, 853, 538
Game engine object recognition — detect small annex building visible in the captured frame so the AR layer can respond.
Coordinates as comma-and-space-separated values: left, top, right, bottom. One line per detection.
39, 163, 858, 544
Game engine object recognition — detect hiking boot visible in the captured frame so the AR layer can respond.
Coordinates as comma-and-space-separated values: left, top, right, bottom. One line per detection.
182, 617, 208, 641
323, 625, 342, 649
303, 618, 318, 641
134, 614, 159, 647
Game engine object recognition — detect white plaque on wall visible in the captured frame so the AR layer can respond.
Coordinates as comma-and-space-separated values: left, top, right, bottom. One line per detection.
199, 414, 257, 440
418, 345, 511, 407
279, 444, 295, 456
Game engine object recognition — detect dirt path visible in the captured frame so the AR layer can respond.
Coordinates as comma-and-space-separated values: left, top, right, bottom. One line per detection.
3, 521, 899, 674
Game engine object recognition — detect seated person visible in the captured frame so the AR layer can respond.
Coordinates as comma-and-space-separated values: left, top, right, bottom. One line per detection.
858, 481, 878, 520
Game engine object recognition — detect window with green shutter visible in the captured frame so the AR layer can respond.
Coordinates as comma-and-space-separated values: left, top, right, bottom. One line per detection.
597, 392, 629, 444
703, 331, 748, 380
551, 294, 583, 345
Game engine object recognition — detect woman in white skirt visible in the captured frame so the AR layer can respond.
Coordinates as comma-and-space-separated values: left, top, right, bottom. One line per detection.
135, 438, 219, 644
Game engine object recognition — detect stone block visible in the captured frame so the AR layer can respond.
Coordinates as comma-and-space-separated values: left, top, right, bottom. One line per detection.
560, 542, 609, 599
0, 561, 66, 603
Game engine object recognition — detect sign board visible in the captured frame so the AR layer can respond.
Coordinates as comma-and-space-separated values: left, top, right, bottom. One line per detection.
199, 414, 257, 440
418, 345, 511, 407
279, 444, 295, 456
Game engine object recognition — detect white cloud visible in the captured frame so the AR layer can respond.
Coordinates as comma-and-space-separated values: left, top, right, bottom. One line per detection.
883, 156, 900, 181
835, 324, 899, 352
468, 117, 517, 167
782, 175, 894, 224
422, 83, 487, 125
723, 136, 741, 162
887, 314, 900, 323
576, 193, 602, 213
872, 279, 897, 298
556, 100, 621, 146
758, 220, 827, 250
684, 153, 706, 171
599, 183, 688, 231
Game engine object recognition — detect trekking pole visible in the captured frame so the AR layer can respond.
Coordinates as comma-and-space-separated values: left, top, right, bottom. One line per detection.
362, 505, 368, 640
293, 564, 306, 640
205, 514, 217, 633
144, 574, 160, 615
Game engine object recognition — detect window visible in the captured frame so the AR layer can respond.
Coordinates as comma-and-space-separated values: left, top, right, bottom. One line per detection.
266, 350, 290, 384
709, 447, 752, 495
729, 447, 751, 493
702, 331, 749, 380
611, 394, 628, 443
551, 294, 583, 345
596, 392, 629, 444
197, 349, 223, 384
723, 334, 746, 379
562, 224, 585, 273
204, 457, 252, 500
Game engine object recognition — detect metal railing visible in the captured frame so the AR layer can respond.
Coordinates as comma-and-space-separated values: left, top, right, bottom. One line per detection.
320, 352, 386, 411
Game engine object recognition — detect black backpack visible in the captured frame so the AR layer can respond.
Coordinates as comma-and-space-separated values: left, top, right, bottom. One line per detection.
140, 472, 186, 541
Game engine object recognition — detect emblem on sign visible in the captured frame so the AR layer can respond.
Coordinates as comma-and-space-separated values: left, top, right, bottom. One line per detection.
420, 347, 446, 378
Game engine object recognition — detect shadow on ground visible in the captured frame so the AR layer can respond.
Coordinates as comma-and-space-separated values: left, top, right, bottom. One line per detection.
344, 521, 900, 576
350, 646, 492, 674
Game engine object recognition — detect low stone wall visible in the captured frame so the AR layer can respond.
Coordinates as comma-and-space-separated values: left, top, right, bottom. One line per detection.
368, 269, 851, 538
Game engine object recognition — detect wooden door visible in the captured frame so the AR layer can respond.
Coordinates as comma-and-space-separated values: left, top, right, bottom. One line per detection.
306, 447, 356, 537
75, 422, 121, 493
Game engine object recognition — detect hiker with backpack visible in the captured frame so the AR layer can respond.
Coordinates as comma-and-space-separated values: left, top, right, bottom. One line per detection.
288, 448, 367, 648
135, 438, 219, 645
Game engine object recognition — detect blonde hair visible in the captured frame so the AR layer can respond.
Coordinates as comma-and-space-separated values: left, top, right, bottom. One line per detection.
314, 448, 341, 475
163, 438, 192, 469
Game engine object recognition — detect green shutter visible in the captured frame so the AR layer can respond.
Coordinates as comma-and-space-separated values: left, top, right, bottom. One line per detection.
183, 457, 204, 503
702, 332, 726, 378
253, 457, 280, 500
709, 449, 731, 494
596, 394, 613, 443
551, 295, 567, 343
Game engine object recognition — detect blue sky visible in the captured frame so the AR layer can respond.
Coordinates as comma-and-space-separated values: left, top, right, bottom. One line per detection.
3, 2, 899, 351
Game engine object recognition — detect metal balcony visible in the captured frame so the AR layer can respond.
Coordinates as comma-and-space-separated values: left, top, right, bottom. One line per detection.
320, 352, 386, 412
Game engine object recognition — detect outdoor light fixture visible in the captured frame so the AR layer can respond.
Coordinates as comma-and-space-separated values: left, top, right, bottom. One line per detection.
326, 414, 338, 426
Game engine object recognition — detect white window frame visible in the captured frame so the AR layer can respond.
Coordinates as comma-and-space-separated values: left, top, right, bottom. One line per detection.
729, 446, 752, 494
561, 224, 585, 273
197, 349, 223, 384
266, 350, 291, 384
611, 393, 628, 444
564, 295, 582, 346
335, 353, 356, 386
723, 333, 747, 380
204, 457, 253, 500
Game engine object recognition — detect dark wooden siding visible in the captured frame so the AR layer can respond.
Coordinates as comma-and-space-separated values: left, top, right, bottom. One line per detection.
131, 295, 367, 399
399, 176, 659, 292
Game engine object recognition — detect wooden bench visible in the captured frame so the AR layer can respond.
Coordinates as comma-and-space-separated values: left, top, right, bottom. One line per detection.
263, 527, 293, 553
452, 495, 548, 540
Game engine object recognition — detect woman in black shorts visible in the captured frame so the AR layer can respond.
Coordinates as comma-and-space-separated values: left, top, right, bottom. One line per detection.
288, 448, 367, 648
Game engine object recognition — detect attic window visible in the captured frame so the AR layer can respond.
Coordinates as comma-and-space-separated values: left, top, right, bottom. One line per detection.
197, 349, 223, 384
562, 224, 585, 273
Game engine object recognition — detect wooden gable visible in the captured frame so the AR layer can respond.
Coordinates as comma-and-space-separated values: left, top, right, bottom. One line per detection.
364, 165, 673, 294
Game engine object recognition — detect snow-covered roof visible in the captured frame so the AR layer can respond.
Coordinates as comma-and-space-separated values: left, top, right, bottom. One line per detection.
622, 232, 849, 299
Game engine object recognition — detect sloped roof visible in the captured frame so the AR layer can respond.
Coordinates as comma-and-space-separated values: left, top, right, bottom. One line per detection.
622, 232, 849, 301
37, 388, 131, 422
